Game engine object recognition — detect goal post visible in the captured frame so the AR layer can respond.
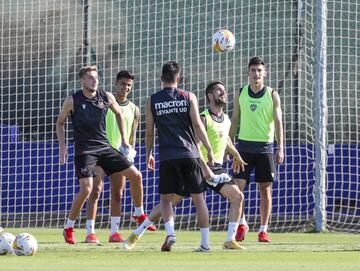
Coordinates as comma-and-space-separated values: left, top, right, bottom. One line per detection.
1, 0, 359, 233
314, 0, 327, 232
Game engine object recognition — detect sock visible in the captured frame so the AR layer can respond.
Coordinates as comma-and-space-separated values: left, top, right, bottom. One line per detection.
239, 218, 247, 225
86, 220, 95, 235
226, 222, 239, 242
134, 217, 153, 237
164, 220, 175, 237
200, 227, 210, 249
259, 225, 268, 233
65, 219, 75, 229
134, 206, 144, 217
110, 217, 121, 234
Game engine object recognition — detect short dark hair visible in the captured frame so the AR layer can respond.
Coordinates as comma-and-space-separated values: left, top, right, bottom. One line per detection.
248, 57, 265, 69
116, 70, 135, 81
205, 80, 225, 102
79, 65, 98, 78
161, 61, 180, 83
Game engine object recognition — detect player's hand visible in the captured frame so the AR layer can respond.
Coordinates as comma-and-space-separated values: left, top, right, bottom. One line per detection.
232, 154, 247, 173
59, 147, 67, 165
147, 154, 155, 171
118, 145, 137, 163
121, 140, 131, 150
275, 148, 284, 164
207, 150, 215, 166
203, 166, 215, 181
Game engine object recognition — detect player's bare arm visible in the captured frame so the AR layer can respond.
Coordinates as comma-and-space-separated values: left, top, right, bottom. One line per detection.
272, 90, 284, 164
129, 105, 140, 147
195, 137, 215, 180
107, 91, 130, 148
196, 143, 215, 180
189, 92, 214, 164
145, 97, 155, 171
229, 91, 240, 141
196, 115, 215, 178
226, 136, 247, 173
56, 96, 74, 165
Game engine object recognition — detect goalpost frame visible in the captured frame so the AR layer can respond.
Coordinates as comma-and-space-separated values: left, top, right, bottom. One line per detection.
314, 0, 328, 232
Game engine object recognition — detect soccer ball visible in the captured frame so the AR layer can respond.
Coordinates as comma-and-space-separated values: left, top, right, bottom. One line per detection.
0, 232, 15, 255
212, 29, 235, 53
13, 233, 38, 256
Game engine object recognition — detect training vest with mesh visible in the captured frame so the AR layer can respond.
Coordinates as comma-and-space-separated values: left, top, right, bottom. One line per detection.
151, 87, 199, 161
71, 89, 111, 155
238, 84, 275, 143
106, 100, 136, 149
200, 109, 230, 164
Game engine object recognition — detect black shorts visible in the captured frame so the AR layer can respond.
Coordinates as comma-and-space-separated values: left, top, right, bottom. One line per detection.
232, 151, 275, 183
74, 147, 132, 179
206, 164, 237, 194
159, 158, 205, 195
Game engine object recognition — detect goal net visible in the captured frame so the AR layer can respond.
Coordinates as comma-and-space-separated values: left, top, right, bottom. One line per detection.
1, 0, 359, 233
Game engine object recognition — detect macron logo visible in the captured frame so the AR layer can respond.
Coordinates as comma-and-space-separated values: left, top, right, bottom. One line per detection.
82, 104, 86, 109
154, 100, 187, 110
154, 100, 188, 115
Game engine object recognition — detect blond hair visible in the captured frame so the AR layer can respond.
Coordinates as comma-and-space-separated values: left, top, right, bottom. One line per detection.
79, 65, 98, 78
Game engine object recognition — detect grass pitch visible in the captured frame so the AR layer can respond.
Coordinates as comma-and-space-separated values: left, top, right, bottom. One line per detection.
1, 228, 359, 271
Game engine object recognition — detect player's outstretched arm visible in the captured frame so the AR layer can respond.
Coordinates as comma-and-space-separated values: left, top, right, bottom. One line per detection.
272, 90, 284, 164
226, 136, 247, 173
107, 91, 130, 148
145, 97, 155, 171
129, 105, 140, 147
56, 96, 73, 165
189, 92, 214, 165
195, 115, 214, 179
229, 91, 240, 141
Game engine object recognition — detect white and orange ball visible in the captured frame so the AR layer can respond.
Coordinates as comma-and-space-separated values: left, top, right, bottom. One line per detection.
13, 233, 38, 256
212, 29, 235, 53
0, 232, 15, 255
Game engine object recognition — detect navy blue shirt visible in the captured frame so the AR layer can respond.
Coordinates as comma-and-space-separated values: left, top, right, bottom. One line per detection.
71, 89, 111, 155
151, 87, 200, 161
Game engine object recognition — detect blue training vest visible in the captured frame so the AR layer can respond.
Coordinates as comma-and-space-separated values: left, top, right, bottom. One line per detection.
71, 89, 111, 155
151, 87, 200, 161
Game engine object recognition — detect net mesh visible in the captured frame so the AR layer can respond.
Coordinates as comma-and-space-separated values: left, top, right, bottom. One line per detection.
1, 0, 359, 232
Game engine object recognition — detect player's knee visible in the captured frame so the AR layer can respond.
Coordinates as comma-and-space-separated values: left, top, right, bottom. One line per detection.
259, 184, 271, 198
230, 191, 244, 205
191, 195, 207, 208
89, 189, 101, 202
238, 190, 244, 202
79, 185, 92, 199
261, 191, 271, 201
111, 191, 122, 202
132, 169, 142, 183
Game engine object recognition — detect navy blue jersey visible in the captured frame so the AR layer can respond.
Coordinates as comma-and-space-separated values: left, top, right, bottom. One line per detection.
151, 87, 199, 161
71, 89, 111, 154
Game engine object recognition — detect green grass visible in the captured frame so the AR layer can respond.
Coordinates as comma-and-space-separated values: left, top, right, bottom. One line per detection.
1, 229, 359, 271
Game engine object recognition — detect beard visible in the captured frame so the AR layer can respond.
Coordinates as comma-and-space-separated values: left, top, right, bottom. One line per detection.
214, 98, 226, 106
86, 85, 98, 93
